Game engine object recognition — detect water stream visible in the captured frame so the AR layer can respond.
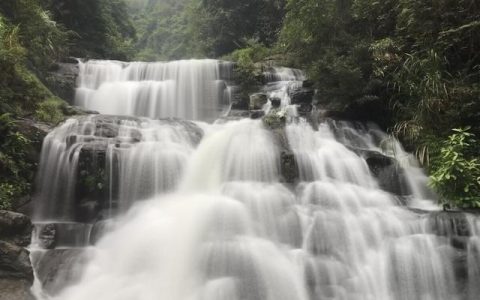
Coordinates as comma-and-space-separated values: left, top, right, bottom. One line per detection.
30, 59, 480, 300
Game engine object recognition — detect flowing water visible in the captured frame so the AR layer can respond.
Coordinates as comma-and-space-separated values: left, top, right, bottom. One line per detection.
30, 59, 480, 300
75, 59, 233, 121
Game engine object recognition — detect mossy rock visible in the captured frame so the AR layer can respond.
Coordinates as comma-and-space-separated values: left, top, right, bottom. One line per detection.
262, 109, 286, 130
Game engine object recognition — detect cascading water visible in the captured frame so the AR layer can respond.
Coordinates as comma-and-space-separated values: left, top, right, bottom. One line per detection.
262, 67, 305, 113
30, 59, 480, 300
75, 59, 233, 121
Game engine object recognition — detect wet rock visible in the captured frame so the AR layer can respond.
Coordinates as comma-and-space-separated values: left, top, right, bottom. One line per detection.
34, 222, 92, 249
427, 211, 472, 251
230, 90, 249, 110
270, 97, 281, 109
32, 248, 87, 296
0, 211, 32, 247
71, 115, 205, 222
45, 62, 79, 104
280, 151, 298, 184
250, 110, 265, 119
288, 85, 314, 105
451, 249, 468, 290
164, 119, 204, 146
34, 224, 56, 249
298, 103, 313, 116
376, 165, 411, 196
349, 148, 411, 196
0, 241, 33, 282
0, 279, 33, 300
262, 109, 286, 130
61, 105, 99, 116
249, 93, 268, 110
427, 212, 471, 237
228, 110, 251, 118
90, 219, 114, 245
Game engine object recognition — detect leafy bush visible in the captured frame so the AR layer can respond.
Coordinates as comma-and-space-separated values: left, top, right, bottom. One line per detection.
0, 0, 69, 71
35, 97, 65, 124
226, 40, 271, 87
0, 114, 34, 209
429, 128, 480, 208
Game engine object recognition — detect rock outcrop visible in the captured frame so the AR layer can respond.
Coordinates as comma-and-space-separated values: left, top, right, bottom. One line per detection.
45, 61, 79, 104
32, 248, 87, 297
349, 148, 411, 196
0, 211, 34, 300
0, 211, 32, 248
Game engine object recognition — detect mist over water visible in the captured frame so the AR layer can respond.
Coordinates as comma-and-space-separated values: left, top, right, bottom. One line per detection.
31, 59, 480, 300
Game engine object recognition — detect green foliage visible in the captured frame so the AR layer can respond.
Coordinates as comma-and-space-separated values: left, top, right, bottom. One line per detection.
0, 2, 70, 211
41, 0, 136, 60
278, 0, 479, 148
0, 14, 66, 120
429, 128, 480, 208
129, 0, 200, 60
0, 114, 34, 209
35, 97, 65, 124
126, 0, 285, 60
279, 0, 382, 112
226, 40, 271, 87
0, 0, 69, 71
193, 0, 285, 57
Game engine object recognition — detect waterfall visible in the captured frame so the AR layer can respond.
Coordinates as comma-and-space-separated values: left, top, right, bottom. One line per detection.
75, 59, 233, 121
30, 60, 480, 300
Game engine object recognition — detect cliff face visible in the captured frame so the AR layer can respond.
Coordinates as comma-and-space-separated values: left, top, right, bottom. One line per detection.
0, 210, 34, 300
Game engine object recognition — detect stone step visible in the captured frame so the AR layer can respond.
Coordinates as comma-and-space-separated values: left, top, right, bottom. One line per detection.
32, 223, 93, 249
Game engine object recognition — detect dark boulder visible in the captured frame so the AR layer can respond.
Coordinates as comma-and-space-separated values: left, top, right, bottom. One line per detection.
0, 241, 33, 282
45, 62, 79, 104
298, 103, 313, 116
0, 212, 34, 299
0, 211, 32, 247
288, 85, 314, 105
427, 211, 471, 237
349, 148, 411, 196
426, 211, 473, 251
270, 97, 281, 109
280, 151, 299, 184
249, 93, 268, 110
230, 89, 249, 110
250, 110, 265, 119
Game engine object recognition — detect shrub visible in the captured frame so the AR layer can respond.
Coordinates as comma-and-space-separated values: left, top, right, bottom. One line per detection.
429, 127, 480, 208
35, 97, 65, 124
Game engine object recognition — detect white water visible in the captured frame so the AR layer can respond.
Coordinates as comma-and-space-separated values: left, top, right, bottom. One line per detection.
33, 115, 200, 221
31, 60, 480, 300
75, 59, 233, 121
262, 67, 305, 114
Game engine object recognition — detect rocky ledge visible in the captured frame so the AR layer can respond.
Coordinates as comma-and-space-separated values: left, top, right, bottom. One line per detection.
0, 210, 34, 300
